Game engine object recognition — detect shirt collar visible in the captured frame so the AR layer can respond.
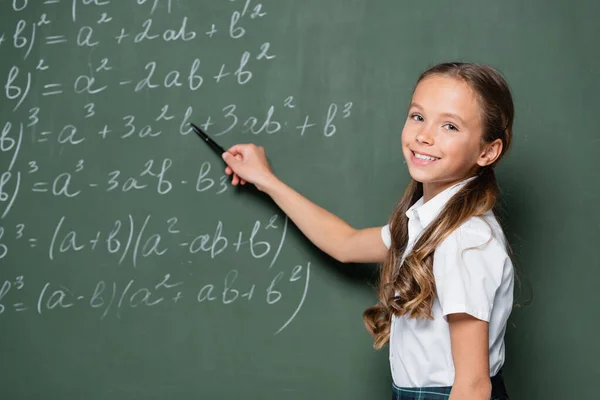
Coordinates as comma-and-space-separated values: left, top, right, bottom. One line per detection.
405, 176, 477, 229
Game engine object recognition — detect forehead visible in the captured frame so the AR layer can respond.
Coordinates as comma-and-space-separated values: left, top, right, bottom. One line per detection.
411, 74, 481, 122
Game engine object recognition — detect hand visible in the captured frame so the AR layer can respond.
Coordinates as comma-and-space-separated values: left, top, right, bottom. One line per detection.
222, 144, 276, 191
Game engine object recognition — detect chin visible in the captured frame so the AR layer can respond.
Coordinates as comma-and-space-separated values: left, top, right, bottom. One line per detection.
406, 168, 436, 184
410, 176, 433, 184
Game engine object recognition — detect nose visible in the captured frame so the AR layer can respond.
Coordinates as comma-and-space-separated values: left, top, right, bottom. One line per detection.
415, 127, 434, 145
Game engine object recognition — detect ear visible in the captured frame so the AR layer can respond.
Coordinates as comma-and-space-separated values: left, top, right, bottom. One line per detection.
476, 138, 503, 167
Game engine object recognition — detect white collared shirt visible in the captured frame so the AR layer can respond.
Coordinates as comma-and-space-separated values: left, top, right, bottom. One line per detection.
380, 178, 514, 387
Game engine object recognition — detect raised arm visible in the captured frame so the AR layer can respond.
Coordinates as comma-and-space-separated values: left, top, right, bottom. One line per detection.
221, 144, 388, 264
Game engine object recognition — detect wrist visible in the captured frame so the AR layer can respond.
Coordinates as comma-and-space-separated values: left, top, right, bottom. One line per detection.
256, 172, 280, 193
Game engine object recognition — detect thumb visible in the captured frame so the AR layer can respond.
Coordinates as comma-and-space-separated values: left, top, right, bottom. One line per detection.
222, 151, 239, 165
221, 151, 242, 169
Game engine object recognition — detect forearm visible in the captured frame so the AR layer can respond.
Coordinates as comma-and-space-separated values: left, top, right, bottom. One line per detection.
261, 175, 355, 262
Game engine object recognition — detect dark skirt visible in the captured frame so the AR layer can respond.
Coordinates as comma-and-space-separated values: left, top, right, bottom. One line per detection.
392, 369, 509, 400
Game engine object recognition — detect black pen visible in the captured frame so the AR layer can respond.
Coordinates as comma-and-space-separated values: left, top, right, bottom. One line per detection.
190, 122, 227, 156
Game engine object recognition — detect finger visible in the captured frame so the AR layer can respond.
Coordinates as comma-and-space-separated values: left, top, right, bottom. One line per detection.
226, 144, 248, 155
241, 179, 246, 185
232, 174, 239, 185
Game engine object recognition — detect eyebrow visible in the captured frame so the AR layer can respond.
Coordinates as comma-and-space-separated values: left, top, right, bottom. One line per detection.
409, 102, 468, 127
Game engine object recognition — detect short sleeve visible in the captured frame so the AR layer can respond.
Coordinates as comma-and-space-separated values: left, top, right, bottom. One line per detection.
434, 225, 508, 322
381, 224, 391, 249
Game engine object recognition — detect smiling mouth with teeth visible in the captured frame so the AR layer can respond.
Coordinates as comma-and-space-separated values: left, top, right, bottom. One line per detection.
412, 151, 440, 161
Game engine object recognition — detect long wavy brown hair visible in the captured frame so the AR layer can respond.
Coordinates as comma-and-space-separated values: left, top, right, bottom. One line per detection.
363, 62, 515, 349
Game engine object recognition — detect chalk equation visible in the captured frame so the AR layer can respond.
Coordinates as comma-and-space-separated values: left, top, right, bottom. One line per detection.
3, 0, 273, 111
0, 213, 289, 266
0, 0, 352, 336
0, 261, 311, 334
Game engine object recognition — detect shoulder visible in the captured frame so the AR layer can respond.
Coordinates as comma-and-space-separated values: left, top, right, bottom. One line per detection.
433, 211, 512, 281
439, 211, 508, 256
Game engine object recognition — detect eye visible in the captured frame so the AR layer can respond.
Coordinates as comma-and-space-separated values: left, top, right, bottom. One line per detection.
443, 123, 458, 131
410, 113, 424, 122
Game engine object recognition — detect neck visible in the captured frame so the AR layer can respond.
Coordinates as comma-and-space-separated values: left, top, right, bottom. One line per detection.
421, 177, 471, 203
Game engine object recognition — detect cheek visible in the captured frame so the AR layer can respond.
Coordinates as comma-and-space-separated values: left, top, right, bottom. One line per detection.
443, 138, 478, 163
400, 123, 412, 144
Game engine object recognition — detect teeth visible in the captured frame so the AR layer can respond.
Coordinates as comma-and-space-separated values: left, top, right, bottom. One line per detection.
414, 152, 439, 161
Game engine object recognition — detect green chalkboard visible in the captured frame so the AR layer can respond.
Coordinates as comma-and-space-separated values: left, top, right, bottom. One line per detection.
1, 1, 598, 399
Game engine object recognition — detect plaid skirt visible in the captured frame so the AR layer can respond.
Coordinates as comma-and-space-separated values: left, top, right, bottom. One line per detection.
392, 369, 509, 400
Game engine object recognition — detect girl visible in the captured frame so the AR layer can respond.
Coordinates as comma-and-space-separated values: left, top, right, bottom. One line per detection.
220, 62, 513, 400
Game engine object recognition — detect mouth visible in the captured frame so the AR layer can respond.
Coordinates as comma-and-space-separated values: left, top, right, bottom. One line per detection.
410, 150, 440, 165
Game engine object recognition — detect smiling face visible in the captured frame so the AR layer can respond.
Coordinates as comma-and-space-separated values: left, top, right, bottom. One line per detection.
401, 74, 499, 201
